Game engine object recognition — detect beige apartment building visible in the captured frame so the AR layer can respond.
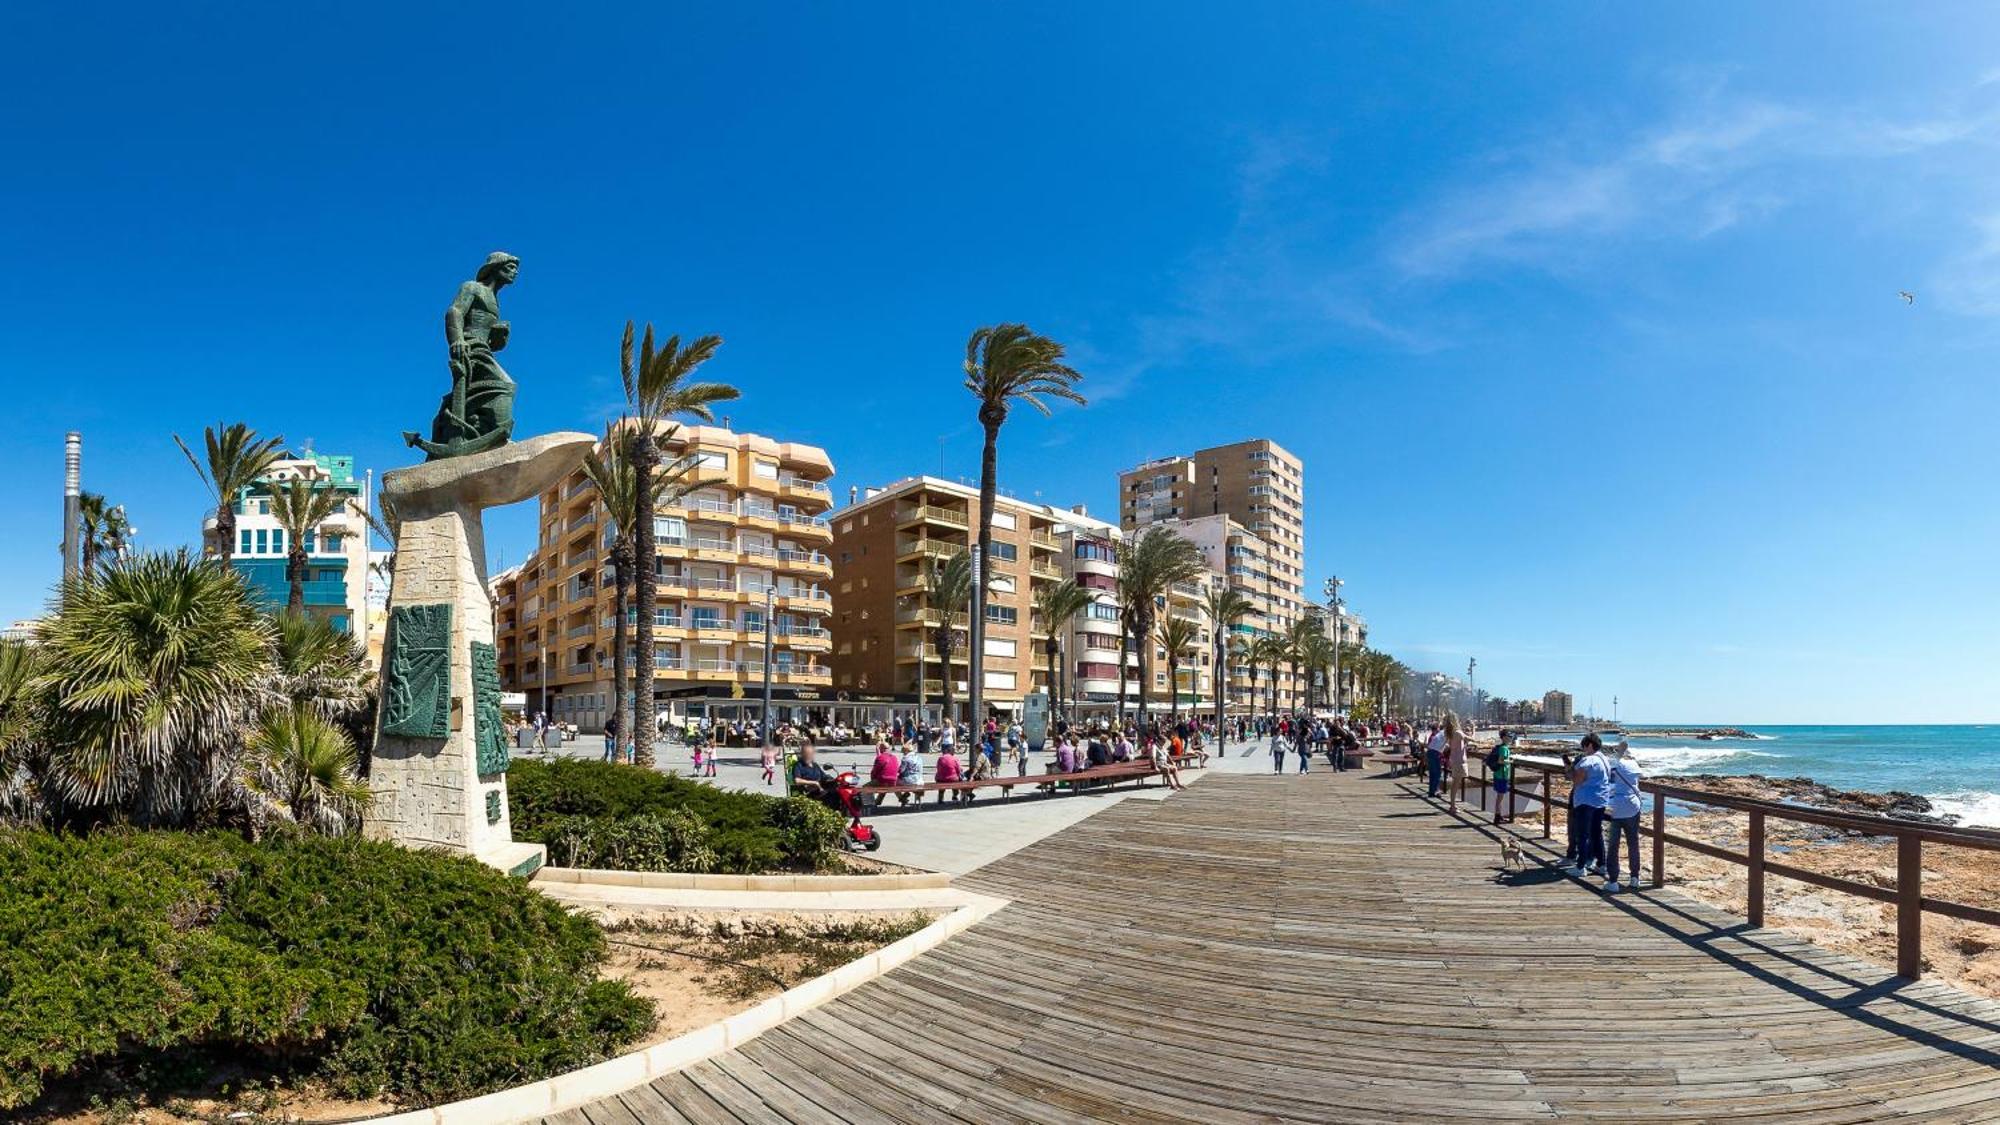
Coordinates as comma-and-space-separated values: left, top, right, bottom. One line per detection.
1123, 438, 1308, 712
826, 477, 1063, 720
1053, 508, 1215, 718
495, 424, 836, 732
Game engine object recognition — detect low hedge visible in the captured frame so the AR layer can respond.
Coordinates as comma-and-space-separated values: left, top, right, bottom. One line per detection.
507, 758, 843, 872
0, 828, 654, 1111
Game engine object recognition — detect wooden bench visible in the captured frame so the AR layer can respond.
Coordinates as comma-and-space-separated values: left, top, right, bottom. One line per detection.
858, 760, 1161, 805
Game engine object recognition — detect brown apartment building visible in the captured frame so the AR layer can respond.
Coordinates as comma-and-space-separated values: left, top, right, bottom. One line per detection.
494, 424, 836, 733
1120, 438, 1310, 710
827, 477, 1064, 720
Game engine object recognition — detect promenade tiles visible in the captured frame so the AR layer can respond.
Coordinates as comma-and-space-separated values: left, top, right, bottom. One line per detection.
541, 765, 2000, 1122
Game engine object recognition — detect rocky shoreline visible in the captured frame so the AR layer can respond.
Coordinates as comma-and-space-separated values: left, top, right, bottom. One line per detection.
1667, 772, 1958, 825
1624, 726, 1756, 740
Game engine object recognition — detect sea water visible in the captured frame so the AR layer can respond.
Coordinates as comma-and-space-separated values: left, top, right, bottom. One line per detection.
1613, 725, 2000, 828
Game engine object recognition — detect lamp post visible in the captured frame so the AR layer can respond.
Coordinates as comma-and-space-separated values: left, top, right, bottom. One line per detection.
759, 583, 775, 755
1322, 576, 1343, 718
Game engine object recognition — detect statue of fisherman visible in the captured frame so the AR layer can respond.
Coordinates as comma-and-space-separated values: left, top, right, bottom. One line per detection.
405, 252, 520, 460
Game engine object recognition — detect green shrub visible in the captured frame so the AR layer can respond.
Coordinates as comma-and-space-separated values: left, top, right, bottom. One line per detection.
769, 795, 845, 872
0, 828, 654, 1111
537, 809, 718, 872
508, 758, 836, 872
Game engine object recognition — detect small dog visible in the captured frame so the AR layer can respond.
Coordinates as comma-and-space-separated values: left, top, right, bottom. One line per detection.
1498, 836, 1526, 873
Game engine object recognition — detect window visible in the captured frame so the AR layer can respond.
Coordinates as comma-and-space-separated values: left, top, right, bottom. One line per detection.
1087, 603, 1119, 622
239, 529, 252, 555
693, 451, 729, 470
655, 516, 687, 545
302, 531, 316, 554
987, 542, 1018, 563
690, 607, 722, 629
983, 670, 1016, 691
989, 575, 1016, 595
321, 532, 343, 553
753, 460, 778, 479
742, 610, 765, 633
984, 637, 1016, 658
1074, 540, 1115, 563
272, 529, 286, 554
985, 605, 1017, 626
991, 511, 1016, 531
255, 529, 269, 554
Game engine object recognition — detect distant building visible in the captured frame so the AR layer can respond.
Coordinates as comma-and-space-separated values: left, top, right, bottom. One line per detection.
1123, 440, 1309, 713
1543, 690, 1575, 725
207, 451, 370, 638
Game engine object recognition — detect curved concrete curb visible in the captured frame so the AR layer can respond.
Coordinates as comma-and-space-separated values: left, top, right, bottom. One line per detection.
534, 866, 951, 891
365, 892, 1008, 1125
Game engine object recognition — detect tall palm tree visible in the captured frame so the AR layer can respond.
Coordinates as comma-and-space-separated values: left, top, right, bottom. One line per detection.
1032, 579, 1094, 725
1155, 614, 1202, 723
242, 704, 371, 836
1298, 632, 1337, 711
1116, 528, 1204, 733
269, 476, 350, 614
174, 423, 285, 571
581, 423, 702, 766
1234, 636, 1261, 729
34, 550, 275, 828
923, 552, 977, 726
1250, 635, 1287, 718
963, 324, 1084, 727
77, 493, 135, 578
1201, 587, 1253, 743
620, 323, 739, 761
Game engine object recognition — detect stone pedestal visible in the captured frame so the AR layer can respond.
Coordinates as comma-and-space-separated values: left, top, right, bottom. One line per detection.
366, 431, 594, 876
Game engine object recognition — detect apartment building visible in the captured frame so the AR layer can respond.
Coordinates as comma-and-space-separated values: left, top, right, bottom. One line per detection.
203, 449, 371, 640
1543, 690, 1576, 726
826, 477, 1068, 720
495, 424, 835, 732
1140, 514, 1279, 713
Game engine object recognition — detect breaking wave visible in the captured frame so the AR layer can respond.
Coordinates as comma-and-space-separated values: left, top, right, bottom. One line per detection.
1628, 745, 1778, 773
1926, 790, 2000, 828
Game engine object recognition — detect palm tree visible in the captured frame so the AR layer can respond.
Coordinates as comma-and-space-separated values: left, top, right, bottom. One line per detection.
77, 493, 135, 578
34, 549, 275, 828
1298, 632, 1337, 712
1032, 579, 1094, 724
0, 640, 41, 825
620, 323, 739, 762
1234, 636, 1261, 729
174, 423, 286, 571
268, 476, 350, 614
923, 551, 977, 726
270, 610, 372, 718
1116, 528, 1204, 733
1201, 587, 1253, 743
582, 423, 702, 766
1250, 635, 1287, 718
963, 324, 1084, 726
1155, 614, 1202, 723
242, 704, 371, 836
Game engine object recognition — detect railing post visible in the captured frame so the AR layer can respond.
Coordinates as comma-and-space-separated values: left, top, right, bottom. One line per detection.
1651, 790, 1666, 889
1747, 810, 1765, 928
1897, 833, 1922, 981
1541, 768, 1552, 840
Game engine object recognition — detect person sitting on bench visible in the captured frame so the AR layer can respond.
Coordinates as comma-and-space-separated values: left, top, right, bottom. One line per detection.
790, 744, 835, 807
1086, 737, 1112, 768
933, 747, 964, 803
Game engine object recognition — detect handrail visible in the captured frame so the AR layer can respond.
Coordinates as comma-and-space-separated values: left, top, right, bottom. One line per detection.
1463, 751, 2000, 981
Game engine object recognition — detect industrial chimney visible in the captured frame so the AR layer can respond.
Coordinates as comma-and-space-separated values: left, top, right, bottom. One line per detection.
61, 432, 81, 579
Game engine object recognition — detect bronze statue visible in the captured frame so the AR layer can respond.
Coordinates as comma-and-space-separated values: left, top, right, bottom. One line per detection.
405, 252, 520, 460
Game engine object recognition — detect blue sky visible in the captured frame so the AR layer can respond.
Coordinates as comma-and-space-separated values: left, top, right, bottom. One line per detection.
3, 3, 1998, 723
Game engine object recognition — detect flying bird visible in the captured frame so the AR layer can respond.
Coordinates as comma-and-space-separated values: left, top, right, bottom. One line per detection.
1899, 291, 1916, 304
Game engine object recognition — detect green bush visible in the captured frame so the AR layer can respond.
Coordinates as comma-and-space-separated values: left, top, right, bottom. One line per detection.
508, 758, 838, 872
538, 810, 719, 872
0, 828, 654, 1111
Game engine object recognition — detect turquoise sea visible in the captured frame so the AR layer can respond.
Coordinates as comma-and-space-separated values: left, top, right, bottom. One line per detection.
1615, 725, 2000, 827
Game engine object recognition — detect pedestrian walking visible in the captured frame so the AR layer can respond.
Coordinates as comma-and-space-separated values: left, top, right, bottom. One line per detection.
1602, 741, 1645, 892
602, 713, 620, 762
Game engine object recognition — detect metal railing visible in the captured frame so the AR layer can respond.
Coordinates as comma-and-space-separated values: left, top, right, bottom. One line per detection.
899, 504, 968, 527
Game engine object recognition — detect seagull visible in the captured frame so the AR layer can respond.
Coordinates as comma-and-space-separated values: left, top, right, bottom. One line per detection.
1899, 290, 1916, 304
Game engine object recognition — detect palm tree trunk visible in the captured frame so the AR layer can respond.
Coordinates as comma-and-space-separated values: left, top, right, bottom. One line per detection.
1168, 656, 1179, 722
216, 504, 236, 572
1046, 640, 1058, 728
1117, 623, 1129, 725
610, 544, 632, 761
1135, 612, 1152, 734
631, 430, 659, 768
937, 629, 955, 730
1214, 637, 1226, 748
286, 545, 307, 613
972, 417, 1001, 731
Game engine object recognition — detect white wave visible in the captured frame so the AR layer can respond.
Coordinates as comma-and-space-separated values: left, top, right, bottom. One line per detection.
1927, 790, 2000, 829
1628, 745, 1778, 772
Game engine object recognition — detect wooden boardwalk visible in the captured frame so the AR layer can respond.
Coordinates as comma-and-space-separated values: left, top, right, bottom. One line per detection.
544, 769, 2000, 1122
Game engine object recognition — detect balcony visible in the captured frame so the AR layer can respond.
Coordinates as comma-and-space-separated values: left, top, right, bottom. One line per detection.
775, 547, 831, 570
739, 501, 780, 522
1029, 560, 1061, 580
565, 662, 594, 676
564, 623, 593, 640
780, 511, 830, 530
895, 536, 964, 562
688, 535, 736, 556
1029, 529, 1059, 550
675, 495, 734, 517
777, 475, 830, 497
896, 606, 969, 628
897, 504, 968, 529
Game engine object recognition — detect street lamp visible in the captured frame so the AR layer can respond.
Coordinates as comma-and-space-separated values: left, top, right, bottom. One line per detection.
759, 582, 776, 758
1322, 576, 1343, 718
